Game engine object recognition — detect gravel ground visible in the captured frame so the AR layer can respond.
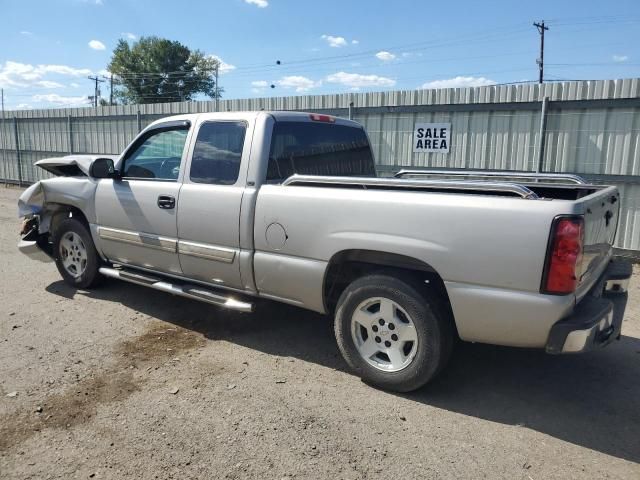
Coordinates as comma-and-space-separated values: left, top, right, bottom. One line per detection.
1, 185, 639, 480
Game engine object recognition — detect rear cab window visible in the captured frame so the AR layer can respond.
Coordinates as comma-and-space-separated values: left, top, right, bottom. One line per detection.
266, 121, 376, 183
190, 121, 247, 185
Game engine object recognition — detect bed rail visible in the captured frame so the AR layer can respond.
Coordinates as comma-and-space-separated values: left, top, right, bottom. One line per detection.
282, 175, 539, 199
394, 169, 587, 185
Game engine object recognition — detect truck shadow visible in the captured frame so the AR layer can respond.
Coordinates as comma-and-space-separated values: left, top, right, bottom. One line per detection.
47, 279, 640, 465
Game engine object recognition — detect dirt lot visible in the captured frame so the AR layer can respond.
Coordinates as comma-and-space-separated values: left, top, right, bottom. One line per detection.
1, 185, 639, 480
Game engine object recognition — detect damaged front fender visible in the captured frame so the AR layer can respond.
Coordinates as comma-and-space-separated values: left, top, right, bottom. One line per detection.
17, 182, 53, 262
17, 177, 100, 262
18, 182, 45, 219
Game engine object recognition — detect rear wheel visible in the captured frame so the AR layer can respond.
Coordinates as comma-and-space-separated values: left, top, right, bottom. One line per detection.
334, 274, 452, 392
53, 217, 103, 289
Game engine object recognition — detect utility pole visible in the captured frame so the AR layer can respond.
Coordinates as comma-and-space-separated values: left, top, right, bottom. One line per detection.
109, 73, 114, 105
101, 73, 114, 106
1, 88, 7, 186
533, 20, 549, 84
214, 63, 220, 112
87, 75, 105, 108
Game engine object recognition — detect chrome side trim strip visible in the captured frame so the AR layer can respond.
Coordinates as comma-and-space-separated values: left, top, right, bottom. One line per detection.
97, 226, 177, 253
178, 240, 236, 263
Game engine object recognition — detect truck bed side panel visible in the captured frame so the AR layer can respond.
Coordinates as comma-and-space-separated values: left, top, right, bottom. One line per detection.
253, 185, 580, 344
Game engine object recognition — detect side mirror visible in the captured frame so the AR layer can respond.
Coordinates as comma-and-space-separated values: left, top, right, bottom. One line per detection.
89, 158, 119, 179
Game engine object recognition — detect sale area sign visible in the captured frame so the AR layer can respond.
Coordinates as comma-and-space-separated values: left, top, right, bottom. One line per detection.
413, 123, 451, 153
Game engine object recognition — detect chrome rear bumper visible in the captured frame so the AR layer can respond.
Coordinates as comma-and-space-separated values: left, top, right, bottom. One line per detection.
546, 258, 632, 354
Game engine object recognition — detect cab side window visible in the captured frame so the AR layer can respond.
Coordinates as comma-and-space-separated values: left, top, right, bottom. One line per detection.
190, 122, 247, 185
122, 127, 189, 180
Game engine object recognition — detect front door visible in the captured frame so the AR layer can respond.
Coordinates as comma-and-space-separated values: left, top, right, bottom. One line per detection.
95, 122, 191, 275
177, 120, 248, 289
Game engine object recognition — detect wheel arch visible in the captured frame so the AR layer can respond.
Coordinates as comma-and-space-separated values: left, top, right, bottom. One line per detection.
45, 203, 91, 236
323, 249, 457, 336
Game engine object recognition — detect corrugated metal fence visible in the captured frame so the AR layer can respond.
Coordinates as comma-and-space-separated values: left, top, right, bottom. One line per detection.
1, 79, 639, 253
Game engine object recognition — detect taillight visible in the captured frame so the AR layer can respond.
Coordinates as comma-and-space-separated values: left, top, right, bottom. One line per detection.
309, 114, 335, 123
542, 217, 584, 294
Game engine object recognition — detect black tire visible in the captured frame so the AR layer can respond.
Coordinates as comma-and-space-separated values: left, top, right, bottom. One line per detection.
334, 274, 453, 392
52, 217, 104, 289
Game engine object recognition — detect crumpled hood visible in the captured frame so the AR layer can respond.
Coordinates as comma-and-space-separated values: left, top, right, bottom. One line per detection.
35, 154, 119, 176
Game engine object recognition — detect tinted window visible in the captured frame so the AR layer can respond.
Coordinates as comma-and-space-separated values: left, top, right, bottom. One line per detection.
266, 122, 376, 183
190, 122, 247, 185
123, 128, 188, 180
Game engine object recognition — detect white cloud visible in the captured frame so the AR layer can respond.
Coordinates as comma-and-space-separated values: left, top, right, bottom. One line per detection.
277, 75, 320, 92
42, 64, 93, 76
88, 39, 106, 50
321, 35, 348, 48
208, 55, 236, 74
421, 76, 496, 89
326, 71, 395, 88
32, 94, 88, 106
35, 80, 64, 89
0, 61, 39, 86
70, 82, 80, 88
20, 31, 33, 36
122, 32, 137, 40
0, 61, 94, 90
613, 54, 628, 63
375, 51, 396, 62
251, 80, 271, 94
245, 0, 268, 7
15, 103, 32, 110
352, 39, 359, 45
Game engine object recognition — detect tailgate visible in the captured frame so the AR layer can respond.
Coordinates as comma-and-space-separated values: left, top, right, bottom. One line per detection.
577, 185, 620, 298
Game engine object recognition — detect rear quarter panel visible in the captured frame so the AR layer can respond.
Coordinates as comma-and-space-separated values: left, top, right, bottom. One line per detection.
254, 186, 582, 346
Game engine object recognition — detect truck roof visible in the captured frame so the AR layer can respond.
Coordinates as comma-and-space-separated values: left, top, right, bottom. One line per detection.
145, 110, 363, 130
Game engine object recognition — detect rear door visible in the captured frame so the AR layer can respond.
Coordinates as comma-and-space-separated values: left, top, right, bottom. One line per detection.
176, 119, 250, 289
94, 120, 191, 275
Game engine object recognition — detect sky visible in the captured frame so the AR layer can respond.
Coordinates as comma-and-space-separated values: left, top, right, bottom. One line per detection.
1, 0, 639, 110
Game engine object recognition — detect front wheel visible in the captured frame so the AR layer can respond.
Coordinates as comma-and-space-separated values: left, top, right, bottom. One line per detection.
52, 217, 104, 289
334, 274, 452, 392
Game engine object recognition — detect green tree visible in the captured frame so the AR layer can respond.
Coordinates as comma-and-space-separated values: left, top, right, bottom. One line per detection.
107, 36, 220, 104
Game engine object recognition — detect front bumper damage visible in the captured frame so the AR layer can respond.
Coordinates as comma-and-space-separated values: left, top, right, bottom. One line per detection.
18, 215, 53, 263
18, 238, 53, 262
546, 258, 632, 354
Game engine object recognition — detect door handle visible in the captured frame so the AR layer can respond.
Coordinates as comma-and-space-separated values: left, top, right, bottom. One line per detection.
157, 195, 176, 209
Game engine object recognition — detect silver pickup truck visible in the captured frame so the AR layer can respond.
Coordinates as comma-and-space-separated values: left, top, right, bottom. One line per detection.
17, 111, 632, 392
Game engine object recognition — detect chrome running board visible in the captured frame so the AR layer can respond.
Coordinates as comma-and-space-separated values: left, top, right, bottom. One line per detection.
99, 267, 254, 312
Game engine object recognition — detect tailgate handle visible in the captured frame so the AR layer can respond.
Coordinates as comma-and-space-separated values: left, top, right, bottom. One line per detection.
605, 210, 613, 227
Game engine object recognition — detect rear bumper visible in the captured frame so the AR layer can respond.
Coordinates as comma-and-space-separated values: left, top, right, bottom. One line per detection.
546, 258, 632, 354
